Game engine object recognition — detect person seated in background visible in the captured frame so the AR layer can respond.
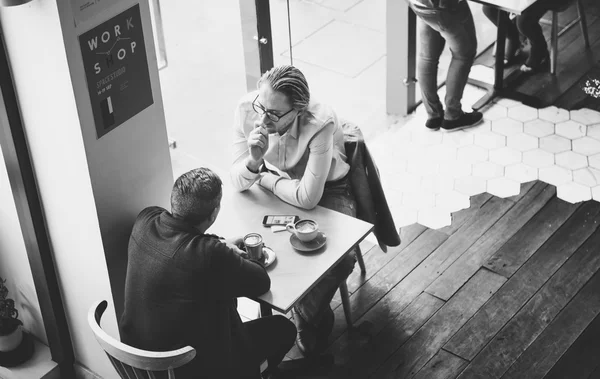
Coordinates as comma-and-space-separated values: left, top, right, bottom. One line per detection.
230, 65, 356, 356
119, 167, 296, 379
406, 0, 483, 132
482, 0, 564, 72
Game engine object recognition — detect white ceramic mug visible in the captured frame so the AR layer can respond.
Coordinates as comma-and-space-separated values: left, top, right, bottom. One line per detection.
286, 219, 319, 242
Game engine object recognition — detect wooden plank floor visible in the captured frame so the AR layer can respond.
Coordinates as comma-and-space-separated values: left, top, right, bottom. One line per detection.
286, 181, 600, 378
473, 0, 600, 111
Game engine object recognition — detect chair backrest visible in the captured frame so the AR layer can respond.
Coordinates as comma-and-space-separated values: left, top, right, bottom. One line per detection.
88, 300, 196, 379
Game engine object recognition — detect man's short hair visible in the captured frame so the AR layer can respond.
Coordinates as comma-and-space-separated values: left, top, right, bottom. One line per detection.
170, 168, 222, 225
258, 65, 310, 111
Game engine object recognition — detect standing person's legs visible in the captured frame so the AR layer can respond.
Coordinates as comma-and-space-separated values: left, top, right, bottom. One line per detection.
436, 1, 477, 121
293, 178, 357, 354
238, 315, 297, 379
411, 5, 446, 123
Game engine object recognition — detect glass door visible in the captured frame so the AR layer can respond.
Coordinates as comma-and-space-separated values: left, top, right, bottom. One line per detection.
156, 1, 271, 176
253, 0, 416, 134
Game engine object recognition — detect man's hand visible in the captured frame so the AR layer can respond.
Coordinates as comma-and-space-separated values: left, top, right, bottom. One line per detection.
224, 236, 248, 258
246, 122, 269, 171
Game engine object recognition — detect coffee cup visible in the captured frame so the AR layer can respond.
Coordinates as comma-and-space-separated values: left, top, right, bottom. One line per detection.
243, 233, 264, 261
286, 219, 319, 243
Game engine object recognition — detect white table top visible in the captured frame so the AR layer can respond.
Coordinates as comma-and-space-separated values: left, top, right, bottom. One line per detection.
211, 183, 374, 313
468, 0, 537, 14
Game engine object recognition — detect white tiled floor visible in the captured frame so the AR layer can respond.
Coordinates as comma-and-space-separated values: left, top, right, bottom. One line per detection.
368, 84, 600, 230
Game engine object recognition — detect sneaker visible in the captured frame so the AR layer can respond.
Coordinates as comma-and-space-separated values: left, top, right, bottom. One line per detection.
441, 111, 483, 132
425, 117, 443, 131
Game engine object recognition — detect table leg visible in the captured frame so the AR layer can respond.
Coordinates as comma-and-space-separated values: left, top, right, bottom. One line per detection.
471, 10, 542, 110
471, 10, 507, 110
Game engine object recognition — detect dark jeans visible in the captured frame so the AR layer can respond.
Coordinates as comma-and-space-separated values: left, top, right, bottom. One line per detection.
294, 176, 357, 328
237, 315, 297, 379
409, 1, 477, 120
482, 1, 554, 63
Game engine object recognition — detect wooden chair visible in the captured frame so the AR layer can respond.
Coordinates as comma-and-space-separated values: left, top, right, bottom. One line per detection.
88, 300, 196, 379
547, 0, 590, 74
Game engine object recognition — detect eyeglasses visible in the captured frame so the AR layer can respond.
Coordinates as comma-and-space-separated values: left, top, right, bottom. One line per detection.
252, 95, 295, 122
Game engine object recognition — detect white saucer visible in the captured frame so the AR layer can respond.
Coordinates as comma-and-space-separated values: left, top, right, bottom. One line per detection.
262, 246, 276, 268
289, 231, 327, 252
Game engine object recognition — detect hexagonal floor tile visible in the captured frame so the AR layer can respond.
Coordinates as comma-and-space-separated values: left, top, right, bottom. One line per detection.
482, 103, 508, 121
538, 106, 570, 124
436, 191, 471, 212
540, 134, 571, 154
570, 108, 600, 125
588, 124, 600, 141
590, 154, 600, 170
556, 120, 587, 139
457, 145, 489, 163
507, 133, 538, 152
524, 119, 555, 138
557, 182, 592, 203
505, 163, 538, 183
439, 160, 472, 178
402, 191, 436, 208
573, 167, 600, 187
487, 177, 521, 198
442, 130, 475, 147
573, 137, 600, 156
406, 160, 439, 176
508, 105, 538, 122
523, 149, 555, 168
421, 173, 455, 193
593, 186, 600, 201
489, 147, 522, 166
539, 166, 573, 187
474, 132, 506, 150
493, 97, 522, 108
555, 151, 588, 170
455, 175, 487, 196
412, 129, 444, 147
422, 144, 458, 162
463, 119, 492, 134
492, 118, 523, 136
387, 172, 421, 192
393, 207, 418, 227
473, 161, 504, 179
418, 208, 452, 229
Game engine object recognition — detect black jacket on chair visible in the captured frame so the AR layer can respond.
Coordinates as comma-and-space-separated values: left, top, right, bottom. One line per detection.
342, 121, 401, 251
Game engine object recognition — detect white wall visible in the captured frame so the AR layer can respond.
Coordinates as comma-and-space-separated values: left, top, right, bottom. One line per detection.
0, 0, 172, 377
0, 145, 46, 345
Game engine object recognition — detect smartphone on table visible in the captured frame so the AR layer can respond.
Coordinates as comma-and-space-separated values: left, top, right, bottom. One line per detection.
262, 215, 300, 227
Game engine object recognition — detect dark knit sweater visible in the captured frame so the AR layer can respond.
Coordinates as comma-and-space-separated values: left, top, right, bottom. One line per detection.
119, 207, 270, 378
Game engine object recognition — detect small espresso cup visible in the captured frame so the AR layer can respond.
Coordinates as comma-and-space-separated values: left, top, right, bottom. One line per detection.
243, 233, 264, 261
286, 219, 319, 243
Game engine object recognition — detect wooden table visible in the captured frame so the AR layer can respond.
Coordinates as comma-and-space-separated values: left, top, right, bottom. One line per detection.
212, 184, 374, 314
212, 183, 374, 374
468, 0, 543, 110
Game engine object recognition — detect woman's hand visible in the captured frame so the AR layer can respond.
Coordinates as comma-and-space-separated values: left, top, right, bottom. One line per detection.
246, 122, 269, 171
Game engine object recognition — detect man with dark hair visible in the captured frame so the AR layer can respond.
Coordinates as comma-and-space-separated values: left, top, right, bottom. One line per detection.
120, 167, 296, 379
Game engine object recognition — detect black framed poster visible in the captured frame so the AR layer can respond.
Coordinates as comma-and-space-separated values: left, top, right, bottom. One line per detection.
78, 3, 154, 139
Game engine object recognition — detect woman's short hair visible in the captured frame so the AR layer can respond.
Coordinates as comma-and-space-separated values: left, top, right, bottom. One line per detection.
170, 167, 222, 225
258, 65, 310, 111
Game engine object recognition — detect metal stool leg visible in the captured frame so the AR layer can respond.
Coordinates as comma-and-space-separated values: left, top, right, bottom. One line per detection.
355, 245, 366, 274
339, 281, 352, 327
551, 11, 559, 75
577, 0, 590, 48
